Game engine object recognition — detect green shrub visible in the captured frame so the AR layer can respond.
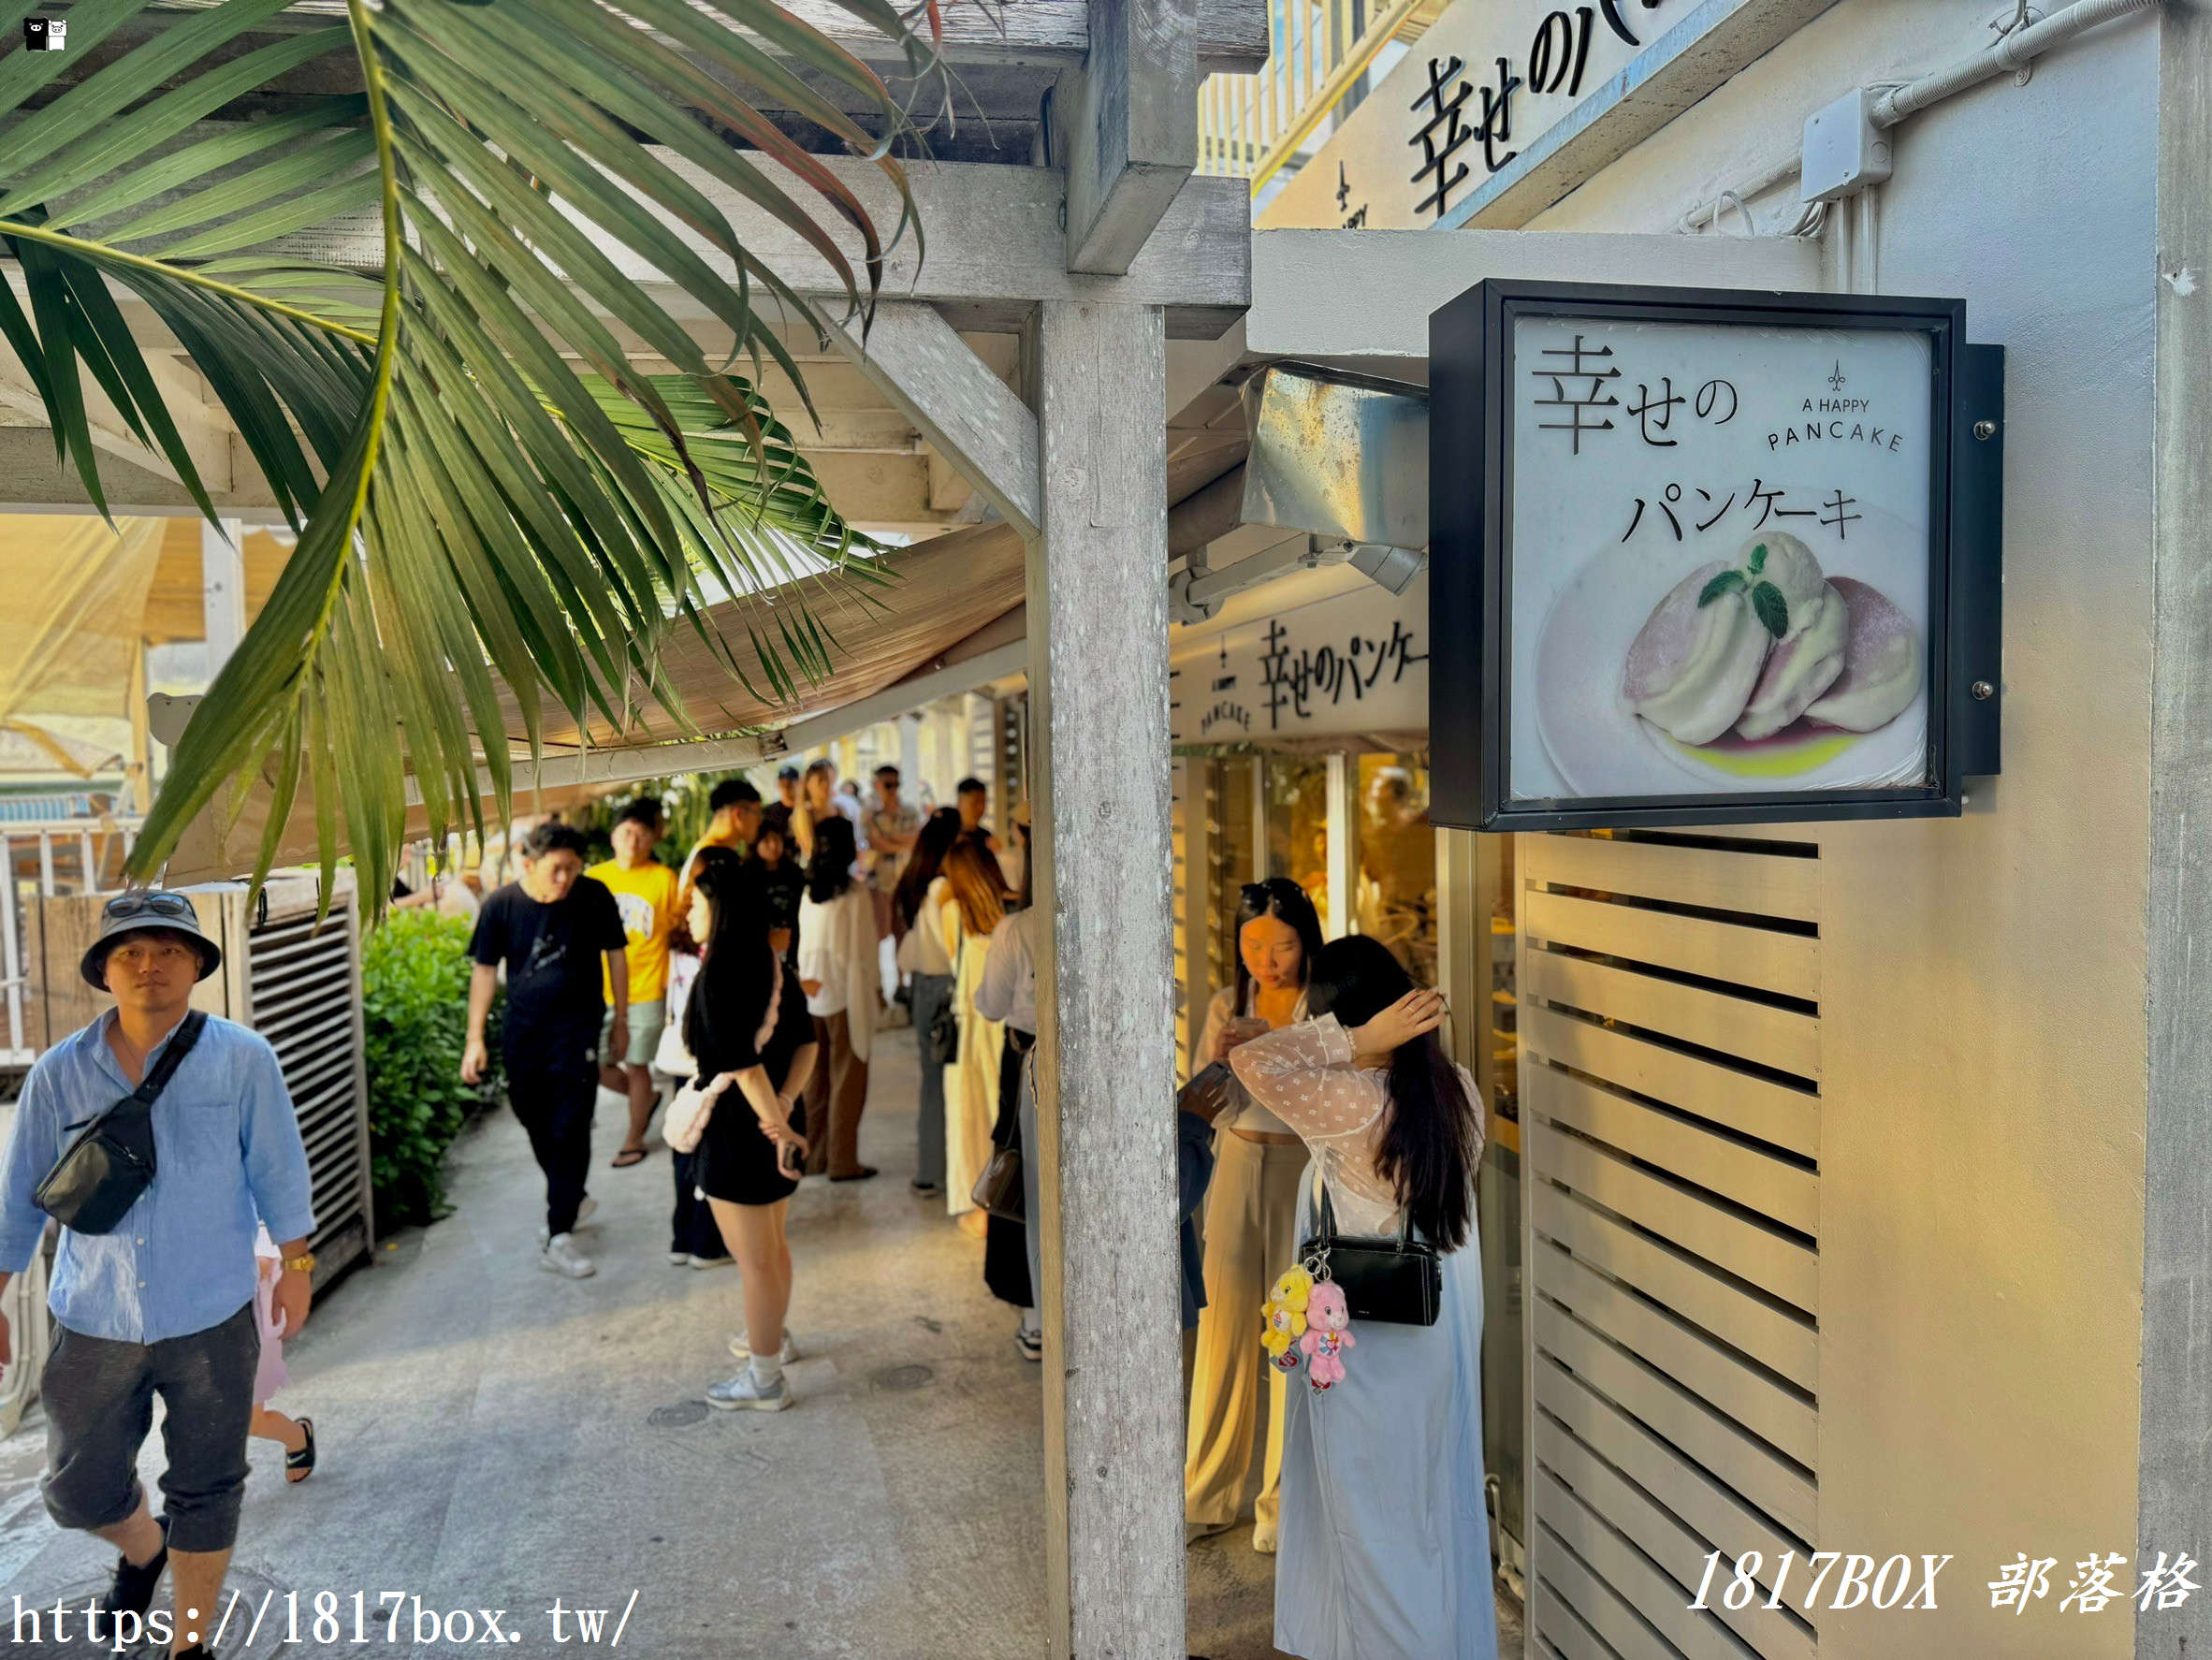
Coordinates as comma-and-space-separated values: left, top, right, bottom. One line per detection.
362, 909, 498, 1230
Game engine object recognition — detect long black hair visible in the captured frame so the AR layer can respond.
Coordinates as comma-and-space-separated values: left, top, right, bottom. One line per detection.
1305, 934, 1477, 1252
1231, 876, 1324, 1012
683, 860, 777, 1068
806, 812, 858, 904
893, 808, 964, 932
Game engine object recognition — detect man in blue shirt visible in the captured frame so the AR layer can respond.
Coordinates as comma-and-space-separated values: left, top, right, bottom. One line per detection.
0, 891, 314, 1659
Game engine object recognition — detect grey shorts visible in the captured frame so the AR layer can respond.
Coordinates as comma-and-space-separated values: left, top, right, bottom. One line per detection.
41, 1300, 258, 1553
601, 998, 665, 1069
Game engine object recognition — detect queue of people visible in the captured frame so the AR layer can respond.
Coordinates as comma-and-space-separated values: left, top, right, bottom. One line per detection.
440, 763, 1054, 1409
0, 756, 1494, 1660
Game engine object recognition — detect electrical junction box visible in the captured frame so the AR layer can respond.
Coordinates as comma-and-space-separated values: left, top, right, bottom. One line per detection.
1801, 88, 1894, 203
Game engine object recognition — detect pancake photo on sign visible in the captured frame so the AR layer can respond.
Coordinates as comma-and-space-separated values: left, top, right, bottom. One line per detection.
1532, 522, 1929, 799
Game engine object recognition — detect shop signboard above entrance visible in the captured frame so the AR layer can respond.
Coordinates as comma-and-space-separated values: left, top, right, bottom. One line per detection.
1430, 279, 2003, 832
1259, 0, 1695, 231
1171, 571, 1431, 749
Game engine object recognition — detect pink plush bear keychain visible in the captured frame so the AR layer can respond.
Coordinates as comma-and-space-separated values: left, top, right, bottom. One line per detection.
1298, 1281, 1355, 1392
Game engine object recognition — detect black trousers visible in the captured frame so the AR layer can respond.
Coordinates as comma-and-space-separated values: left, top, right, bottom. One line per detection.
41, 1301, 258, 1554
505, 1030, 598, 1237
983, 1028, 1035, 1311
669, 1146, 726, 1259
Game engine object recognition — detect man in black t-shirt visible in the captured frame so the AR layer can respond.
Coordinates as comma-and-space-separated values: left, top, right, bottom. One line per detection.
758, 764, 801, 849
461, 822, 629, 1278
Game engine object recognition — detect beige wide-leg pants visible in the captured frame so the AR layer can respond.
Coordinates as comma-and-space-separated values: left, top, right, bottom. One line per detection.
1184, 1133, 1311, 1531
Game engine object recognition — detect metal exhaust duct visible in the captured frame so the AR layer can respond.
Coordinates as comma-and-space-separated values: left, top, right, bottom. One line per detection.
1237, 361, 1430, 560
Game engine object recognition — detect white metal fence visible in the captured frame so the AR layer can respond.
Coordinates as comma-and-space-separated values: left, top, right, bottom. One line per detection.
1, 817, 140, 1068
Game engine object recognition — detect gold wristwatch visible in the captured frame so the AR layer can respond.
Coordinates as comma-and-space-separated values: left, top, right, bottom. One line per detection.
281, 1252, 316, 1274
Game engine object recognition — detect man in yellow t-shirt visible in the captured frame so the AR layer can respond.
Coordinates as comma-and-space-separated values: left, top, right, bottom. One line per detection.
589, 798, 680, 1169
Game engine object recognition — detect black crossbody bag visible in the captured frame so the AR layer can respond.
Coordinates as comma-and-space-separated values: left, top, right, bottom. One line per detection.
1298, 1174, 1443, 1328
34, 1012, 206, 1234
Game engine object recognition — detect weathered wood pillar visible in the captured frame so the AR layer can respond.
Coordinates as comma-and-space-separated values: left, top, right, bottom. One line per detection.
1026, 298, 1183, 1658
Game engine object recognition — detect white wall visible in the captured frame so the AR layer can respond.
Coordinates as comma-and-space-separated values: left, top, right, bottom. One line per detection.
1528, 5, 2158, 1653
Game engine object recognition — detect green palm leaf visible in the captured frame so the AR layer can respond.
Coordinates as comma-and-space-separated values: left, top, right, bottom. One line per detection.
0, 0, 940, 916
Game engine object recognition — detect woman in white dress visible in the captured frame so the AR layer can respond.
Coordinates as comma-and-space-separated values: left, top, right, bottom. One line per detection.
1229, 933, 1496, 1660
939, 836, 1008, 1235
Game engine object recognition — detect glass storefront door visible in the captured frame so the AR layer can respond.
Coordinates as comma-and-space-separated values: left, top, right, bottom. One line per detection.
1354, 753, 1437, 985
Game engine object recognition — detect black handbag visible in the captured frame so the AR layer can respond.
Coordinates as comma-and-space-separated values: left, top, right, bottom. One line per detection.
927, 999, 960, 1067
35, 1012, 207, 1235
970, 1041, 1031, 1223
1298, 1175, 1443, 1328
970, 1145, 1025, 1222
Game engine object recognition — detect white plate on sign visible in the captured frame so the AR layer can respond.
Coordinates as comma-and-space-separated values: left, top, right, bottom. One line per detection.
1528, 525, 1931, 800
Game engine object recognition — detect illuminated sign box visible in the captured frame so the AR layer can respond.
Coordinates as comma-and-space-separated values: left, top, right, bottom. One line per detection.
1430, 280, 2003, 832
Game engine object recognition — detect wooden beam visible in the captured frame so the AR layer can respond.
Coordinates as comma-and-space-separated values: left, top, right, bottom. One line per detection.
174, 0, 1267, 75
926, 449, 977, 516
271, 156, 1252, 340
1027, 299, 1182, 1656
775, 633, 1029, 754
807, 450, 960, 528
1060, 0, 1201, 274
0, 292, 235, 497
823, 302, 1041, 537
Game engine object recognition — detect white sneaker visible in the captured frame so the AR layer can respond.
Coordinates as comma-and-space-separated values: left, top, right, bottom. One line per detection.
668, 1249, 692, 1266
1252, 1522, 1278, 1555
728, 1330, 798, 1364
539, 1232, 596, 1278
687, 1253, 735, 1271
706, 1368, 791, 1412
540, 1197, 598, 1245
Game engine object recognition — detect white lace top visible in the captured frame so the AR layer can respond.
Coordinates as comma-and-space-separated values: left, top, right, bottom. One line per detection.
1230, 1014, 1484, 1235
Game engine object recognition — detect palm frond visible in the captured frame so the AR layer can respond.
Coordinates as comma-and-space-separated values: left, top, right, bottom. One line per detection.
0, 0, 939, 915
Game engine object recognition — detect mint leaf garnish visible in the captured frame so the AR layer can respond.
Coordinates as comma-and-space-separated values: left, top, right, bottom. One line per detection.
1748, 542, 1768, 575
1698, 570, 1747, 607
1751, 580, 1789, 638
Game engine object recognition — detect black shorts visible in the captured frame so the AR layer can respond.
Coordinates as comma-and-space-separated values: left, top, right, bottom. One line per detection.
697, 1096, 811, 1207
41, 1301, 258, 1554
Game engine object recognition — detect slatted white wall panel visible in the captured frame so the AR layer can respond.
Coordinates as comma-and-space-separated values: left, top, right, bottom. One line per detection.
245, 904, 373, 1284
1520, 830, 1821, 1660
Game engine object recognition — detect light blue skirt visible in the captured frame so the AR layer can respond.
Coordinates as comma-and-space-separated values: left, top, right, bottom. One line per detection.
1274, 1185, 1499, 1660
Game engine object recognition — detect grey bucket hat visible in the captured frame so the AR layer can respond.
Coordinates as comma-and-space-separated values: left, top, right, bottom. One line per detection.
80, 891, 222, 990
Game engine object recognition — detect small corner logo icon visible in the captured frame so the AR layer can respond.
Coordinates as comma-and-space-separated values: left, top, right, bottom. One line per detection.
23, 16, 64, 51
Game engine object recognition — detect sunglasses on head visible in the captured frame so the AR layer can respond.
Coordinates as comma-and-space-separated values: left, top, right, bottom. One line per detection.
102, 892, 196, 924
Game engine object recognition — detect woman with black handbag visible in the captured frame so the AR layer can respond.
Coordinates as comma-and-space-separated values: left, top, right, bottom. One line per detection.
974, 803, 1041, 1360
1228, 934, 1496, 1660
892, 808, 964, 1196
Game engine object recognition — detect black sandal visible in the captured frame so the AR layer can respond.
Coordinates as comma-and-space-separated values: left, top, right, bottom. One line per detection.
285, 1418, 316, 1483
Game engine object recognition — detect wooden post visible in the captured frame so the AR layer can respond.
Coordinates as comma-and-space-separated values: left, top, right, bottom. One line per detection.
1027, 299, 1182, 1658
1060, 0, 1201, 275
2139, 2, 2212, 1653
200, 517, 245, 670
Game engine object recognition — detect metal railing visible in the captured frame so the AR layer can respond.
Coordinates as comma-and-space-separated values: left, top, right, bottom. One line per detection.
1196, 0, 1432, 197
2, 818, 139, 1068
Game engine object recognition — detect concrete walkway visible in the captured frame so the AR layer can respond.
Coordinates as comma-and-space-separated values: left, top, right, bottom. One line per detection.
0, 1036, 1309, 1660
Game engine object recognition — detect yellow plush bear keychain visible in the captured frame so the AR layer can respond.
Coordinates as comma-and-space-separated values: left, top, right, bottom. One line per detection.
1259, 1266, 1315, 1373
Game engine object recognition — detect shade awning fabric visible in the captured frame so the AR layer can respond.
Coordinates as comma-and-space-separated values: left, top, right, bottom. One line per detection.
164, 519, 1027, 885
0, 517, 163, 778
524, 518, 1026, 751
